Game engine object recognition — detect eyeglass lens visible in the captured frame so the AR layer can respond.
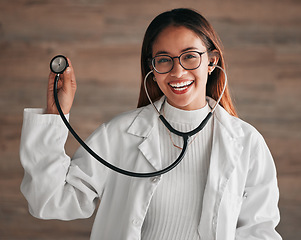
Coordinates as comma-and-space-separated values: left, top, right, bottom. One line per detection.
152, 51, 202, 74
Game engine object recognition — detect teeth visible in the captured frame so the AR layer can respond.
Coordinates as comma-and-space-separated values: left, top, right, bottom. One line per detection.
169, 81, 193, 88
175, 86, 188, 91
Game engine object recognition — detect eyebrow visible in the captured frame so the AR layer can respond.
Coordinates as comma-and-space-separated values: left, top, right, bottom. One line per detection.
154, 47, 199, 56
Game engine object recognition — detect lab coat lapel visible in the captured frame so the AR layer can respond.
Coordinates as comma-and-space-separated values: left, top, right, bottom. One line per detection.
199, 97, 244, 239
138, 127, 162, 171
127, 98, 165, 171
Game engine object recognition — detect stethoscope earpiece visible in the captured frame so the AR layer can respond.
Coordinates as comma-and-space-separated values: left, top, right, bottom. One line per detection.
50, 55, 69, 74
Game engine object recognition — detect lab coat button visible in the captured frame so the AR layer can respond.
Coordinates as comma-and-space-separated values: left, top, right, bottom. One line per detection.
132, 219, 141, 226
212, 217, 217, 226
151, 177, 159, 183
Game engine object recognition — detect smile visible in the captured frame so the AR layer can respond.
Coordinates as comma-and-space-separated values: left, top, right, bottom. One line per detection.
168, 80, 194, 93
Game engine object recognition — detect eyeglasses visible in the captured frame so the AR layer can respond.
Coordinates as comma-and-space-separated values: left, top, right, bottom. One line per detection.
151, 50, 206, 74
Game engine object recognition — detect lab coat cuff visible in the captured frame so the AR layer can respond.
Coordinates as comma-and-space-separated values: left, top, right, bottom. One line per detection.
23, 108, 70, 126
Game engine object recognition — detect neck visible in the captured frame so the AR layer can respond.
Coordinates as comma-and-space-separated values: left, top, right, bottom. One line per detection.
162, 99, 210, 125
166, 98, 206, 111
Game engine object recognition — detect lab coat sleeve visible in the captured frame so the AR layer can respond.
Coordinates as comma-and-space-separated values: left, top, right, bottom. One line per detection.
20, 109, 108, 220
236, 133, 282, 239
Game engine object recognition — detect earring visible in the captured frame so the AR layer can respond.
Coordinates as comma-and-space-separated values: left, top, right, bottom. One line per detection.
209, 67, 215, 75
153, 76, 157, 82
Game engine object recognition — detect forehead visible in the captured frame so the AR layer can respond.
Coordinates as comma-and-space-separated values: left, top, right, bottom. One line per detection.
152, 25, 206, 55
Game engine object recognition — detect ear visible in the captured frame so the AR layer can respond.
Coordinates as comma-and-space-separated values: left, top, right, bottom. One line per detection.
208, 50, 220, 73
147, 58, 154, 71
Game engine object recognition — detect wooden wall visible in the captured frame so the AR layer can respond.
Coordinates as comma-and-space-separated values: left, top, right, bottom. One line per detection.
0, 0, 300, 239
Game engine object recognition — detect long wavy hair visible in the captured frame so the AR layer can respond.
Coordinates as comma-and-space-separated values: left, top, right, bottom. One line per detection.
137, 8, 237, 117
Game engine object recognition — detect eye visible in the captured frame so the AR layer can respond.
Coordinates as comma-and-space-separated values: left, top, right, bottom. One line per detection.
156, 56, 172, 64
183, 53, 198, 60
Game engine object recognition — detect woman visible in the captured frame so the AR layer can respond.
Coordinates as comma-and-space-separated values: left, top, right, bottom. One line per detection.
20, 8, 282, 240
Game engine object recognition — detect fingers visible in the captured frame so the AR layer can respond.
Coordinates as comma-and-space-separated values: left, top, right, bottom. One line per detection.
61, 58, 77, 93
48, 71, 56, 87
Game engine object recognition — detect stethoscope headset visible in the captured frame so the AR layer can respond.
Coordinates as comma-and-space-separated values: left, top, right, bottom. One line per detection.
50, 55, 227, 178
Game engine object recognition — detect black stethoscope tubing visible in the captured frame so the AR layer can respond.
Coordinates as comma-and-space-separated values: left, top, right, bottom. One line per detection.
51, 55, 226, 178
54, 75, 199, 178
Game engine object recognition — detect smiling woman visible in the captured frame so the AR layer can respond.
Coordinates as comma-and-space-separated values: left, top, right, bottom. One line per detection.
19, 8, 282, 240
138, 9, 237, 116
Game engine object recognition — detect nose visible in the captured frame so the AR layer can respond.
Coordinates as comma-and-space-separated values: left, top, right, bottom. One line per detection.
170, 57, 187, 78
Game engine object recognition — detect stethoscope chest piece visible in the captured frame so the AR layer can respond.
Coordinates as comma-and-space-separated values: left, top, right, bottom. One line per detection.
50, 55, 69, 74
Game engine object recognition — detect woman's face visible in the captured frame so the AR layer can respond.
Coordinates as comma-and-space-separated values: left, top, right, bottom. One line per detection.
152, 26, 212, 110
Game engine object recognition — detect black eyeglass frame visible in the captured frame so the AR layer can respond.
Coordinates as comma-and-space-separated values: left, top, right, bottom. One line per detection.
151, 50, 207, 74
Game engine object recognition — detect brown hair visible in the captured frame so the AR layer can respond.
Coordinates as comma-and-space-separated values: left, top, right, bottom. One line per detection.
137, 8, 237, 117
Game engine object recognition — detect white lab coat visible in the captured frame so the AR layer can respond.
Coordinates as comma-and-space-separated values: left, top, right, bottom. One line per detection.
20, 97, 282, 240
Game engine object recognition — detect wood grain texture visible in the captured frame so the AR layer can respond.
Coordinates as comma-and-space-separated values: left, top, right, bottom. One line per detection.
0, 0, 300, 239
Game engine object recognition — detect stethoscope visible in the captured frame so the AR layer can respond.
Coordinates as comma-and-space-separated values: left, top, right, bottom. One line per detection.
50, 55, 227, 178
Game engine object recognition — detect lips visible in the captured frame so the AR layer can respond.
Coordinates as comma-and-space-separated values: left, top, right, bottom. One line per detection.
168, 80, 194, 94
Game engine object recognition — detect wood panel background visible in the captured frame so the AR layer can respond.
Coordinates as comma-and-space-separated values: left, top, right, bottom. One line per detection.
0, 0, 300, 239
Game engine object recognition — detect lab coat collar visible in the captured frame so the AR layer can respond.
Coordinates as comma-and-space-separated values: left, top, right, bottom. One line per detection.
127, 96, 244, 173
128, 96, 243, 139
206, 96, 244, 139
127, 97, 165, 138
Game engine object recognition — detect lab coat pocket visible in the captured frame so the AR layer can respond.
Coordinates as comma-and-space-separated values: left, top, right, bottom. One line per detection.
215, 191, 244, 240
